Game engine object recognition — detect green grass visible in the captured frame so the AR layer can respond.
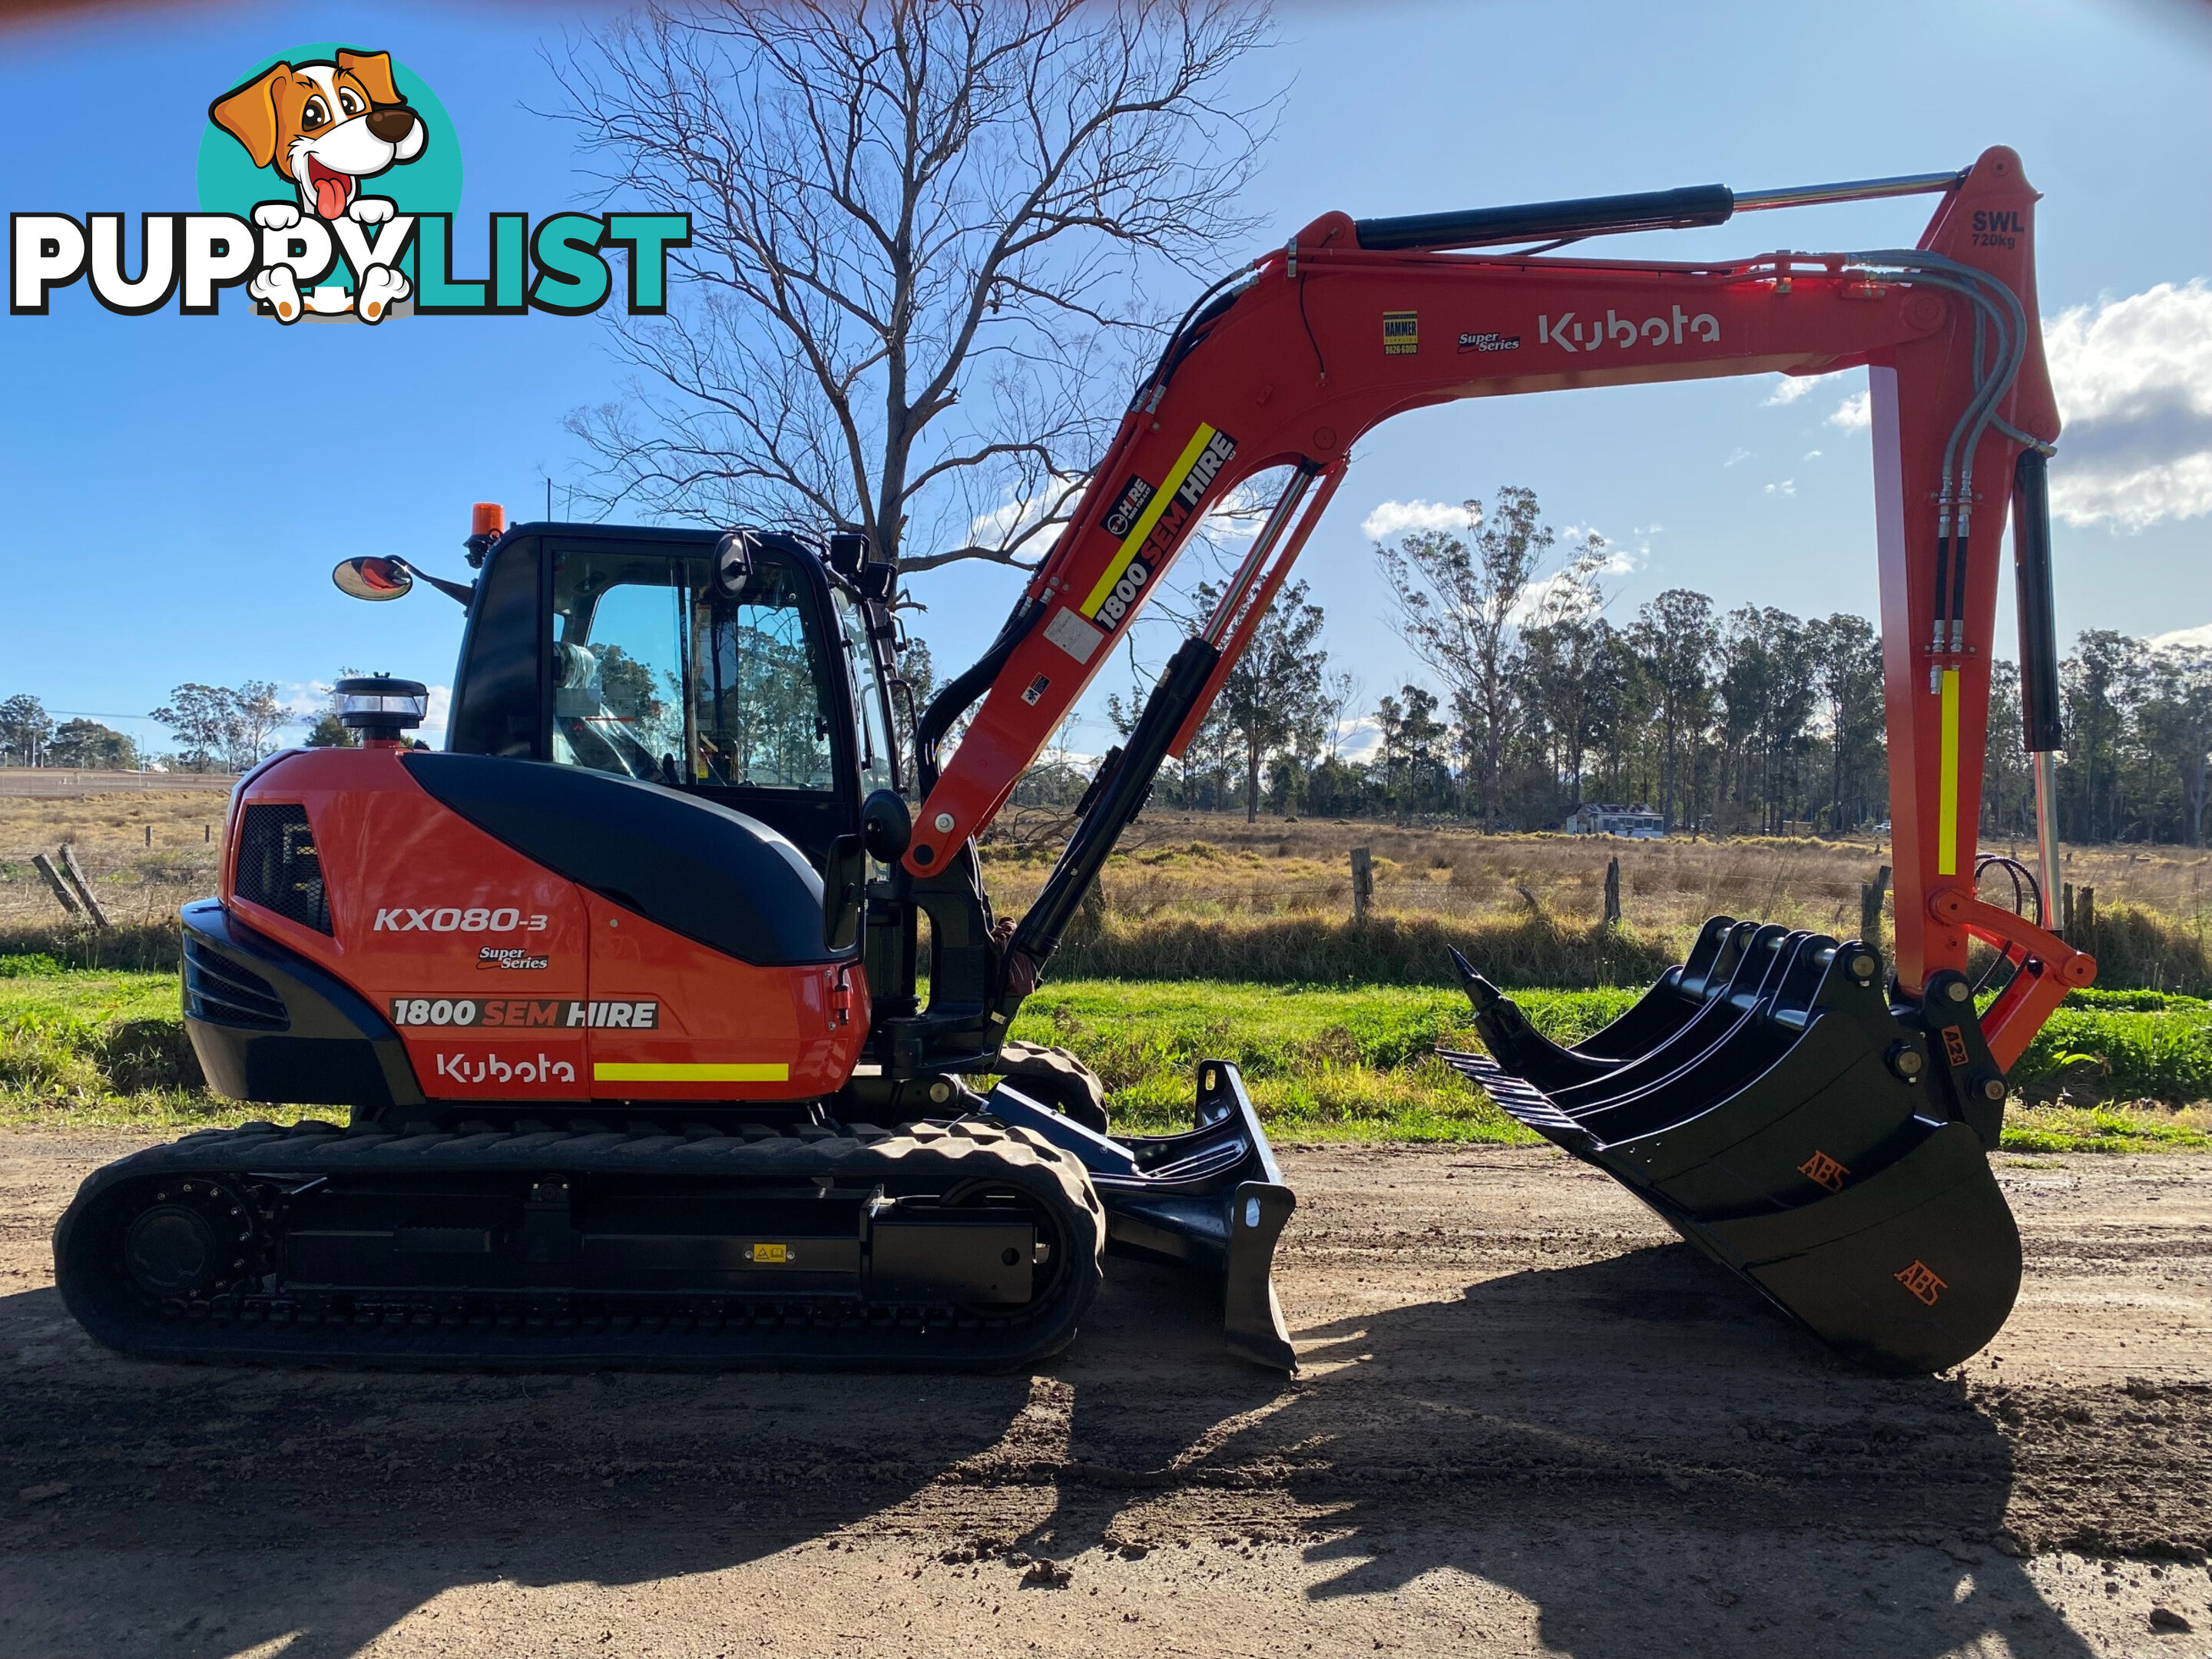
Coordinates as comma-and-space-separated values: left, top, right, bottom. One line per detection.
0, 965, 267, 1129
4, 958, 2207, 1152
1009, 980, 1638, 1142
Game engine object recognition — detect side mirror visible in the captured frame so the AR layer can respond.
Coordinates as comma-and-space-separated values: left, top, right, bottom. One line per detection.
714, 531, 757, 596
333, 556, 412, 601
862, 787, 911, 862
827, 531, 868, 579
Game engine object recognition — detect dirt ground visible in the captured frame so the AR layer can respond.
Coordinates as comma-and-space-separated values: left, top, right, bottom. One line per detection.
2, 1135, 2208, 1659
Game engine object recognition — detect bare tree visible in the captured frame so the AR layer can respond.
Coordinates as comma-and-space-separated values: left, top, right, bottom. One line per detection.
555, 0, 1276, 576
1321, 670, 1364, 763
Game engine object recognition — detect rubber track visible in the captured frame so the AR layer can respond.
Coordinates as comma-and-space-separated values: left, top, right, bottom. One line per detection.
54, 1118, 1106, 1372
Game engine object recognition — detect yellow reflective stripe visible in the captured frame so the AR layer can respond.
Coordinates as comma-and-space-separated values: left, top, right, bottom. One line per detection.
591, 1062, 790, 1083
1937, 668, 1960, 876
1080, 422, 1220, 617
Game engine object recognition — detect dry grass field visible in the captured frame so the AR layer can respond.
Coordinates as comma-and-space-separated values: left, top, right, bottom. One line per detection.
986, 805, 2212, 932
3, 773, 2208, 990
987, 806, 2212, 992
0, 773, 230, 938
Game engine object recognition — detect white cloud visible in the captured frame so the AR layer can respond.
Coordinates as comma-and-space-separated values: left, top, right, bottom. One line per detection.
1765, 369, 1853, 407
2045, 279, 2212, 531
280, 681, 327, 725
1333, 714, 1383, 762
1803, 449, 1823, 461
2150, 623, 2212, 654
1723, 447, 1752, 468
418, 685, 452, 749
1747, 281, 2212, 532
1510, 529, 1639, 627
1362, 498, 1469, 541
1763, 479, 1796, 497
965, 472, 1085, 549
1512, 571, 1596, 626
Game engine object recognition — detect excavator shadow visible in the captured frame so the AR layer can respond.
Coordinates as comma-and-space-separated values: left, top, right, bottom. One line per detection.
1040, 1246, 2094, 1659
0, 1281, 1039, 1659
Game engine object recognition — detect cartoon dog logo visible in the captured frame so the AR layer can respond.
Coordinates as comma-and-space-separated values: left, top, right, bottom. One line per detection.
208, 49, 426, 323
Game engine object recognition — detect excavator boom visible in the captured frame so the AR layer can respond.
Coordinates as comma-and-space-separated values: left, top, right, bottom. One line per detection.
909, 146, 2088, 1065
896, 147, 2091, 1373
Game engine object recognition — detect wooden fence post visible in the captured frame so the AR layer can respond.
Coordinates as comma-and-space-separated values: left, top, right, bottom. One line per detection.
1860, 864, 1891, 957
2061, 882, 2075, 941
1603, 856, 1621, 926
31, 853, 81, 919
2078, 886, 2095, 952
1350, 846, 1374, 922
58, 845, 111, 930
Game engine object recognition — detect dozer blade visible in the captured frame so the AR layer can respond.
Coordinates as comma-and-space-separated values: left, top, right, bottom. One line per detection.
1442, 917, 2023, 1373
984, 1058, 1297, 1372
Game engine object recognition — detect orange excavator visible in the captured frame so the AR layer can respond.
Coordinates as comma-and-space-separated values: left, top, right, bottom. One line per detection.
56, 147, 2085, 1376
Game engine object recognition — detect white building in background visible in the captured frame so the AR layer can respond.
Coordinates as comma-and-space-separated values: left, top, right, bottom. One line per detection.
1566, 802, 1665, 839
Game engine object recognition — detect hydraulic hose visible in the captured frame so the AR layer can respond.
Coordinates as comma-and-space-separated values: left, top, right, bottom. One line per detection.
1843, 250, 2032, 657
912, 595, 1043, 797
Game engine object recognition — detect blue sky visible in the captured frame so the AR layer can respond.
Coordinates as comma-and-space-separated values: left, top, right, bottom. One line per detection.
2, 0, 2207, 757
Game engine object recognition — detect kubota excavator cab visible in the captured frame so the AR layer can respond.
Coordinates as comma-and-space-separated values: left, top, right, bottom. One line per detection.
55, 512, 1296, 1373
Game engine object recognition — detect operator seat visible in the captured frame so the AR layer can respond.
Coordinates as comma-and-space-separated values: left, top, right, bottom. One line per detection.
551, 641, 660, 780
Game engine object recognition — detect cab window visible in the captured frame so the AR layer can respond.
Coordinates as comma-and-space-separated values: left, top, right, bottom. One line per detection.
548, 545, 838, 793
833, 588, 898, 797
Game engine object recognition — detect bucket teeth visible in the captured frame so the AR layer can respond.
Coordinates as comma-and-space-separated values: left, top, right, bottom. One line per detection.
1441, 914, 2022, 1373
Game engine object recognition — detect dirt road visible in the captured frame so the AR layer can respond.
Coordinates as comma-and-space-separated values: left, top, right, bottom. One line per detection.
3, 1134, 2207, 1659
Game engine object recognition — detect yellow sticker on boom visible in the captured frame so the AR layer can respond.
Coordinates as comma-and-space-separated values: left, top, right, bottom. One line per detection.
1078, 421, 1238, 630
1936, 668, 1961, 876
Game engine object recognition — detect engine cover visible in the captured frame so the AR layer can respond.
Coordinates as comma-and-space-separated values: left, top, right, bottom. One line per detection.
198, 745, 868, 1109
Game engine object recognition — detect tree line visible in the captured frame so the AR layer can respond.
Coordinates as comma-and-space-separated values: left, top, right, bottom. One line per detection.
1017, 486, 2212, 846
0, 683, 292, 775
3, 479, 2204, 851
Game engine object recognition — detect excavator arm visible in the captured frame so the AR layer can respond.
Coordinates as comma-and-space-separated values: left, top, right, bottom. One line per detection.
907, 145, 2088, 1070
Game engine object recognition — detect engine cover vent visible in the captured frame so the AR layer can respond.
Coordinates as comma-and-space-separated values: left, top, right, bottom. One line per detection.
182, 932, 289, 1030
233, 804, 332, 935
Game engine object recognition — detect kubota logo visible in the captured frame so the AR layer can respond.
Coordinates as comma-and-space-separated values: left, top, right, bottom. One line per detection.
432, 1051, 578, 1086
1538, 306, 1720, 355
9, 41, 689, 325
